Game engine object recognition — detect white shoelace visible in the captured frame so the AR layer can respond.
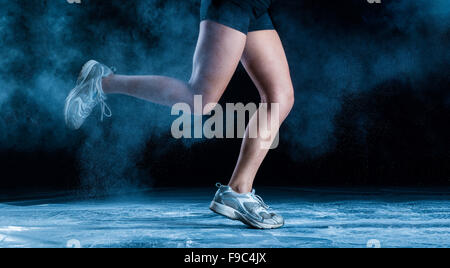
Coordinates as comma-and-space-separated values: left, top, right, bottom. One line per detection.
97, 68, 113, 121
251, 191, 270, 209
99, 100, 112, 121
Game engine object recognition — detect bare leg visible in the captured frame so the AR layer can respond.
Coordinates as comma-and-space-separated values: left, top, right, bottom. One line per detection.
101, 22, 293, 194
228, 30, 295, 193
102, 21, 247, 110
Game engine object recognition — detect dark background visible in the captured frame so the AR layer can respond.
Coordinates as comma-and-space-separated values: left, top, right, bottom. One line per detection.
0, 0, 449, 196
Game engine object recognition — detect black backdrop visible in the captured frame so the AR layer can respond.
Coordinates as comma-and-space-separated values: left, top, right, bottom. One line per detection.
0, 0, 449, 195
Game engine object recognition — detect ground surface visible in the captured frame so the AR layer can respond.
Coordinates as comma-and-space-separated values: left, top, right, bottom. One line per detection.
0, 187, 449, 248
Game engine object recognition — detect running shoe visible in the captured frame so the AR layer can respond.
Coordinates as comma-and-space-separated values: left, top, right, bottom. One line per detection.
64, 60, 113, 129
210, 183, 284, 229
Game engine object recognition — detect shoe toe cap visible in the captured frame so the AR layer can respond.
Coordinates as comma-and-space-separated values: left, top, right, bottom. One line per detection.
270, 213, 284, 225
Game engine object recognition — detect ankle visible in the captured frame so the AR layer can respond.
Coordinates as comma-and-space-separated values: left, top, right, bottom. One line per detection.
101, 74, 114, 94
228, 183, 252, 194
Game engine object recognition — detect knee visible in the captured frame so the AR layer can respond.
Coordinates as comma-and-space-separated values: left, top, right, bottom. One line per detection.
200, 90, 222, 115
188, 88, 222, 115
262, 87, 295, 118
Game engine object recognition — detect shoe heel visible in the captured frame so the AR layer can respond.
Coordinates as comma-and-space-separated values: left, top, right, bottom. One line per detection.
210, 201, 239, 220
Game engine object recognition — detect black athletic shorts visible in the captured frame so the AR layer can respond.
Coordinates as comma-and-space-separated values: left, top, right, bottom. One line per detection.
200, 0, 275, 34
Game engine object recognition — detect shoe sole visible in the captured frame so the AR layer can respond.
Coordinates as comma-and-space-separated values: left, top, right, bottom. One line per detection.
64, 60, 98, 129
210, 201, 283, 229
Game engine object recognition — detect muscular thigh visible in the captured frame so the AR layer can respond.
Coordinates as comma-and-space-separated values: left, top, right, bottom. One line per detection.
240, 30, 294, 103
190, 20, 247, 103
